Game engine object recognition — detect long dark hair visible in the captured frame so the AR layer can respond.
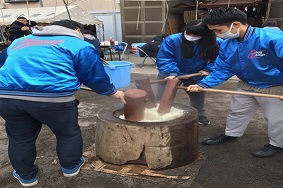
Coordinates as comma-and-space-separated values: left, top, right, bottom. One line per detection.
181, 20, 219, 62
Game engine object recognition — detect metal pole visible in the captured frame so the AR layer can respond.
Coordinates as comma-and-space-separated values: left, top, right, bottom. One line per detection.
62, 0, 71, 20
39, 0, 43, 7
113, 0, 117, 40
26, 0, 31, 25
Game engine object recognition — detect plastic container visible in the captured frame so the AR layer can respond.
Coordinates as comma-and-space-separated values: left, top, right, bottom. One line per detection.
104, 61, 134, 88
131, 43, 146, 57
109, 37, 114, 46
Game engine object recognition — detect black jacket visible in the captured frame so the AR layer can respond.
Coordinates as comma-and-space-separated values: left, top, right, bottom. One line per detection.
84, 36, 104, 59
9, 20, 32, 41
139, 34, 169, 57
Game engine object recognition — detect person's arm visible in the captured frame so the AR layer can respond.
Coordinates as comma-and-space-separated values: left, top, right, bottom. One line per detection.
270, 36, 283, 60
108, 90, 126, 104
197, 47, 235, 88
202, 62, 214, 75
75, 47, 114, 94
74, 46, 125, 102
271, 37, 283, 94
75, 46, 126, 103
156, 37, 180, 77
9, 23, 28, 35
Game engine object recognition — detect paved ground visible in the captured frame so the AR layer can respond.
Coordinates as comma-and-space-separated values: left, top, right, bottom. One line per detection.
0, 54, 283, 188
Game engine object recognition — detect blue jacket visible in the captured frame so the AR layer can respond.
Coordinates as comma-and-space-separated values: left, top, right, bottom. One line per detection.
0, 25, 116, 98
199, 26, 283, 88
156, 33, 223, 80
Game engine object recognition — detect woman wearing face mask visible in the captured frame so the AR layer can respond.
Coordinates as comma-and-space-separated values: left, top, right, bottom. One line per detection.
156, 19, 223, 125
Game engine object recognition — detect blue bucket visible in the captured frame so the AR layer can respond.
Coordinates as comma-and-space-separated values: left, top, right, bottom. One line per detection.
104, 61, 134, 89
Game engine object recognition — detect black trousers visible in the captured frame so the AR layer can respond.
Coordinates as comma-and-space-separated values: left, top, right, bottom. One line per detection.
0, 98, 83, 179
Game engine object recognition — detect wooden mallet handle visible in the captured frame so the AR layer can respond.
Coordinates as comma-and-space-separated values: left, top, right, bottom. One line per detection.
150, 73, 202, 84
177, 86, 283, 99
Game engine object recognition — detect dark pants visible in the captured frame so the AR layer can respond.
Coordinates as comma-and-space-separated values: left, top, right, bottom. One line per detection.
156, 75, 206, 116
0, 98, 83, 180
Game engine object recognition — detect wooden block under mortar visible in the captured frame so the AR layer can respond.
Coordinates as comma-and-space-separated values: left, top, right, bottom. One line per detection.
158, 79, 181, 114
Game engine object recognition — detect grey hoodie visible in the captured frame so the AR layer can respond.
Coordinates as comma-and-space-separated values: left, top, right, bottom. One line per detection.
32, 25, 84, 40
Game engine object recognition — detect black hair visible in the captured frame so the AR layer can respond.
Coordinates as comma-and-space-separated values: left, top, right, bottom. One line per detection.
261, 20, 277, 28
202, 7, 248, 26
51, 19, 85, 33
84, 30, 93, 35
181, 19, 219, 62
17, 16, 27, 20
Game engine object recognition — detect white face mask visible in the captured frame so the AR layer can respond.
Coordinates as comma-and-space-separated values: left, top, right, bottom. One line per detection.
217, 23, 240, 39
184, 33, 202, 42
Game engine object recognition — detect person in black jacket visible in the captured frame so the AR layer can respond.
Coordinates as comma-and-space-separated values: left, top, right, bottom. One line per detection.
83, 30, 105, 59
139, 34, 169, 57
8, 17, 32, 42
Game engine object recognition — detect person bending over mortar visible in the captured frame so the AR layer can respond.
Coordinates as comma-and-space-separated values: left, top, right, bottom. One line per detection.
187, 7, 283, 158
0, 19, 125, 186
156, 20, 223, 125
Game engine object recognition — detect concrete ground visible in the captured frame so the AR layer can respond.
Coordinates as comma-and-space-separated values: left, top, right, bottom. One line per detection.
0, 54, 283, 188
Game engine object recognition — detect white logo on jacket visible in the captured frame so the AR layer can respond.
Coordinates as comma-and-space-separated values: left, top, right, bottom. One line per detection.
248, 50, 268, 59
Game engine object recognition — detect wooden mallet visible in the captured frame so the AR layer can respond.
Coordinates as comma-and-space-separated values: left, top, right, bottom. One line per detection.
157, 79, 181, 114
177, 86, 283, 99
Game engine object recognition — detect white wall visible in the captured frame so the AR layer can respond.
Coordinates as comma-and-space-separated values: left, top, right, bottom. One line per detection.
2, 0, 123, 42
91, 11, 122, 42
3, 0, 120, 12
